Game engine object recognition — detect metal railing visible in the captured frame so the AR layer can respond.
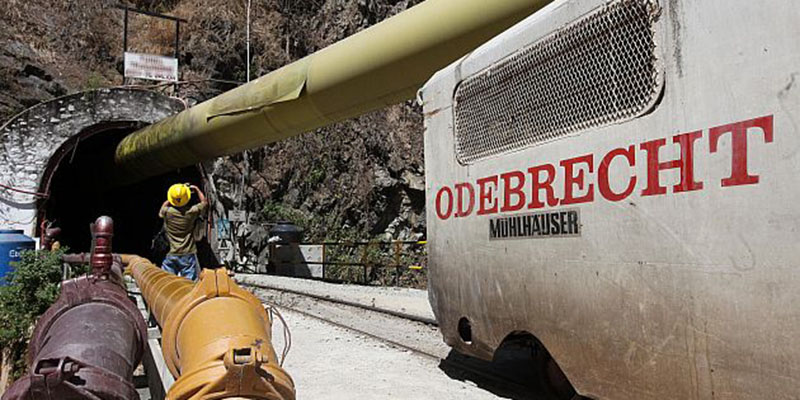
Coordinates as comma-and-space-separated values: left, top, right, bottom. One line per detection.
240, 240, 428, 288
303, 240, 427, 286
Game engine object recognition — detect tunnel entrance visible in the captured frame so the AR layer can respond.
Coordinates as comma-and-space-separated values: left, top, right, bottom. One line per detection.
40, 123, 208, 263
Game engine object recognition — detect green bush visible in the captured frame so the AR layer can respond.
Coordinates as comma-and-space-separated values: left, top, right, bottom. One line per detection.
84, 72, 104, 90
0, 248, 71, 378
306, 166, 326, 187
262, 199, 308, 227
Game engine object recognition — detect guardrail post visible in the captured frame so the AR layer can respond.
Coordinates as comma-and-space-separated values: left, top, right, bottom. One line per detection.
393, 241, 402, 286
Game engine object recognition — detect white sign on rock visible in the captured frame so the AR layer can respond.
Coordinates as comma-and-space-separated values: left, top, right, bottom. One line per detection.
229, 210, 247, 222
124, 52, 178, 82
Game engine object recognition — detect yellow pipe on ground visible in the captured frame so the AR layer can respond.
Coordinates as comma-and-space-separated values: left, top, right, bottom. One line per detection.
119, 253, 134, 265
127, 256, 294, 400
114, 0, 554, 180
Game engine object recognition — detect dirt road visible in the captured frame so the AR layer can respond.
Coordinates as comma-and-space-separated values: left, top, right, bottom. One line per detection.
270, 308, 505, 400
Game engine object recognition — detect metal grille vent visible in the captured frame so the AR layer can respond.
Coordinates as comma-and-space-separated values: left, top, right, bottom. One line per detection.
453, 0, 661, 163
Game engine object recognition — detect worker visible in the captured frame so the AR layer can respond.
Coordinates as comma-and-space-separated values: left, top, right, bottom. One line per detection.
159, 183, 207, 280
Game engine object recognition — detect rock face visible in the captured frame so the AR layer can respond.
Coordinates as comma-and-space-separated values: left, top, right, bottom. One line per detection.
209, 100, 426, 264
0, 0, 121, 122
0, 40, 67, 121
1, 0, 428, 267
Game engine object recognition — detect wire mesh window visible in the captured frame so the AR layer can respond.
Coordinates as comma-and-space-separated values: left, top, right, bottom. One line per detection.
453, 0, 662, 163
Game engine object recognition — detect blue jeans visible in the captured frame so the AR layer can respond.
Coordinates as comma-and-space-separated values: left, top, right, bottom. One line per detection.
161, 254, 199, 281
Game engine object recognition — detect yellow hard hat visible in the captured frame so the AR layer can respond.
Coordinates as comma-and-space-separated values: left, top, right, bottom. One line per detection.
167, 184, 191, 207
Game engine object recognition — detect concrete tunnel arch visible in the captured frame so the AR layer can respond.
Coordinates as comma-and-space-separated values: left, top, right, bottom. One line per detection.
0, 88, 219, 263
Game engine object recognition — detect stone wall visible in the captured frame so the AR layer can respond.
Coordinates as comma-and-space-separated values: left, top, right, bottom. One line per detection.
0, 88, 186, 236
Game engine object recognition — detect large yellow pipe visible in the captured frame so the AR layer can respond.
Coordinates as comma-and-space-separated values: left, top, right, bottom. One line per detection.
128, 256, 294, 400
115, 0, 553, 179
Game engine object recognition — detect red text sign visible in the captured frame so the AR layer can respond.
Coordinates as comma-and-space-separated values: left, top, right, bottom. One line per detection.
435, 115, 774, 220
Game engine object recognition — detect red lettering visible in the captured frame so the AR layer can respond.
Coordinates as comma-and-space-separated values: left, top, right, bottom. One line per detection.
709, 115, 774, 187
437, 116, 775, 222
560, 155, 595, 205
599, 146, 637, 202
477, 175, 499, 215
640, 131, 703, 196
527, 164, 560, 209
435, 186, 453, 220
454, 182, 475, 218
500, 171, 526, 212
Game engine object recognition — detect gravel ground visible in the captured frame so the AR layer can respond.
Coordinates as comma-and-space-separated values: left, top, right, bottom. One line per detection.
246, 278, 546, 399
236, 274, 435, 321
271, 308, 504, 400
251, 285, 450, 359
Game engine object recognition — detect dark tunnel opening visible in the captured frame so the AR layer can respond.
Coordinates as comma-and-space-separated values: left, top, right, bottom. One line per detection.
41, 125, 215, 266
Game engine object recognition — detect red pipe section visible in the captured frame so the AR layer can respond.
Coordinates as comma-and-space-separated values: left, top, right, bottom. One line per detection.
3, 217, 147, 400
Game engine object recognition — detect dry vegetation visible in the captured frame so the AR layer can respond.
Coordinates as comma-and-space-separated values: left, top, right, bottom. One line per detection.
1, 0, 121, 87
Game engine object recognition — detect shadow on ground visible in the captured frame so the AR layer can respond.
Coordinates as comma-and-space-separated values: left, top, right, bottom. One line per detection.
439, 346, 556, 400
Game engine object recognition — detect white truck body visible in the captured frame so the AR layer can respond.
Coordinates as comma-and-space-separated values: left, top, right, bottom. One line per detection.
420, 0, 800, 398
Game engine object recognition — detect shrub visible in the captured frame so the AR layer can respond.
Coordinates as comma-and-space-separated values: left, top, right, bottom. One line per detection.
0, 248, 74, 378
84, 72, 105, 90
261, 199, 308, 227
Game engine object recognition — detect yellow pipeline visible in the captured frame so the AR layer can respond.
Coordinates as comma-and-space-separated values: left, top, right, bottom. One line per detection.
115, 0, 553, 179
127, 256, 294, 400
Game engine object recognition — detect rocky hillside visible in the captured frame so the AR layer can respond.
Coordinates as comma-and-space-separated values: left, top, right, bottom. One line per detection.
1, 0, 428, 256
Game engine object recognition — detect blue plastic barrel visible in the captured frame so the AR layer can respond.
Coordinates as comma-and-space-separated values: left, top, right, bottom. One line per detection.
0, 230, 36, 285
